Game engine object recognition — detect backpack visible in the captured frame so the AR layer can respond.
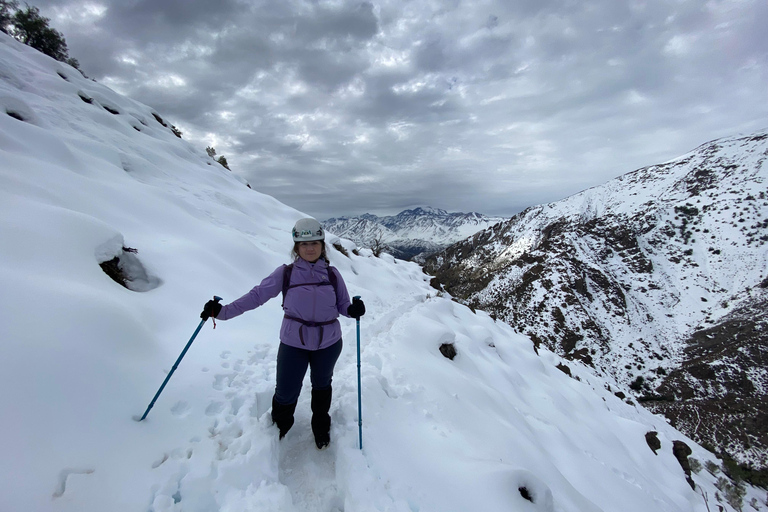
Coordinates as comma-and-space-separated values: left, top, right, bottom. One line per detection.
281, 263, 340, 346
281, 263, 338, 307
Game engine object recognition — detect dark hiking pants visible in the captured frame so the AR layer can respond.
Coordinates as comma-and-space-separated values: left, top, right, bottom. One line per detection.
271, 339, 342, 438
274, 339, 343, 405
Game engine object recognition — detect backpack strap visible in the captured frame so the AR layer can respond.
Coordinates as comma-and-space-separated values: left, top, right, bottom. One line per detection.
281, 263, 338, 308
327, 265, 338, 297
283, 315, 337, 346
281, 263, 293, 308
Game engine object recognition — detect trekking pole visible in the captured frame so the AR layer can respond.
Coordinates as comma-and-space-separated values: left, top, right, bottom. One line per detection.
138, 296, 222, 421
354, 295, 363, 450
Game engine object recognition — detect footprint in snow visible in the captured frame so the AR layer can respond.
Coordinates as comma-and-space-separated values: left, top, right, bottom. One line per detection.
151, 454, 169, 469
212, 373, 233, 390
170, 400, 191, 417
205, 401, 225, 416
52, 468, 95, 498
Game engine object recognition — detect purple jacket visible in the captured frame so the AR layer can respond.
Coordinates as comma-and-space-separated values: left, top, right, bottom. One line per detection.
217, 258, 352, 350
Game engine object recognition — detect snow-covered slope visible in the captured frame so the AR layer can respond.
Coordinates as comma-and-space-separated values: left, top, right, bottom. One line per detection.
1, 34, 765, 512
425, 129, 768, 472
323, 207, 506, 260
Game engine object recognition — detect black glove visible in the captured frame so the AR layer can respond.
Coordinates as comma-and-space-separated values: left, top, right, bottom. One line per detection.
201, 299, 222, 320
347, 297, 365, 319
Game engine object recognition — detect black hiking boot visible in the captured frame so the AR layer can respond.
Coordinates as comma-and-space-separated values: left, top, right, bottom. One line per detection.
311, 386, 332, 449
271, 396, 297, 439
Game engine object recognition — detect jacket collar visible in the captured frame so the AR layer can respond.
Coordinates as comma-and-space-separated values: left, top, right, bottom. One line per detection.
294, 257, 328, 270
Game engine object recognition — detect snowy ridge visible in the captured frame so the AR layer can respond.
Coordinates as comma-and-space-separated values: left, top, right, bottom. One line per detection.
1, 33, 766, 512
425, 128, 768, 471
323, 207, 506, 260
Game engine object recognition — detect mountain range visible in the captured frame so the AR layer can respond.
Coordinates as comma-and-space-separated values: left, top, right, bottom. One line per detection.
323, 207, 506, 260
424, 130, 768, 479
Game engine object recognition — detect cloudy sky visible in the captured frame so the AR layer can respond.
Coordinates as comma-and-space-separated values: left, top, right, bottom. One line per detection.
35, 0, 768, 219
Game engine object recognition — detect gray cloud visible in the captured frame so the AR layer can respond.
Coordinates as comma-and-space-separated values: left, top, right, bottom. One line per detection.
36, 0, 768, 220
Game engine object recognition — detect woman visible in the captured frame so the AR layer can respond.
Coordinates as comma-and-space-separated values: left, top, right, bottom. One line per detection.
200, 218, 365, 449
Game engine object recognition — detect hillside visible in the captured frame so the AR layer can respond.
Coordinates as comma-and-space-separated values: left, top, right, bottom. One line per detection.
323, 207, 506, 260
424, 129, 768, 475
1, 33, 766, 511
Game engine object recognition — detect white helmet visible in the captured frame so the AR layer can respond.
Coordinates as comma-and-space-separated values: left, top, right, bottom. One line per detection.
292, 218, 325, 242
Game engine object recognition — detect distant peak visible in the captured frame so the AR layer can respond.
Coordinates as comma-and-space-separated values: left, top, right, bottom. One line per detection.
405, 206, 448, 216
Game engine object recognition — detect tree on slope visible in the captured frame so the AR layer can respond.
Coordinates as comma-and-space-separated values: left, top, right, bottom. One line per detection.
0, 1, 18, 33
216, 155, 230, 170
3, 3, 80, 70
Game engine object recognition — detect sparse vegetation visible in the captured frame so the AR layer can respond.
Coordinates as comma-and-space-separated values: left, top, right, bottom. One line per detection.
1, 1, 80, 70
149, 113, 184, 139
629, 376, 644, 391
715, 476, 746, 511
690, 457, 702, 474
675, 204, 700, 217
216, 155, 229, 169
699, 489, 712, 512
721, 453, 768, 489
206, 147, 231, 170
370, 233, 386, 257
0, 0, 16, 32
332, 242, 349, 258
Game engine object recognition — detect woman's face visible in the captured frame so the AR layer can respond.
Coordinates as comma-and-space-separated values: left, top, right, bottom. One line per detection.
298, 241, 322, 262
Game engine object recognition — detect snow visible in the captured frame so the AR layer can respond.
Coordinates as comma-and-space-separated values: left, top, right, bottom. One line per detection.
1, 33, 765, 512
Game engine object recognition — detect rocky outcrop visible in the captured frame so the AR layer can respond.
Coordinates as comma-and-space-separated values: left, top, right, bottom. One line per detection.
644, 288, 768, 476
424, 130, 768, 473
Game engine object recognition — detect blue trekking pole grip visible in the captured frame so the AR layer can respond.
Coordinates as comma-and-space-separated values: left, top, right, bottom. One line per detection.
354, 295, 363, 450
138, 296, 222, 421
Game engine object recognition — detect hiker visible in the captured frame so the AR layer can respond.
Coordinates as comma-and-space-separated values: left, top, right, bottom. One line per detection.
200, 218, 365, 449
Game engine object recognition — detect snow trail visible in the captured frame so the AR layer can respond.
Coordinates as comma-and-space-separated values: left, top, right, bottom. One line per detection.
143, 283, 427, 511
278, 431, 343, 512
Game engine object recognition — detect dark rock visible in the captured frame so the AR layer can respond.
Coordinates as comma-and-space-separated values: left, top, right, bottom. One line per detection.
645, 431, 661, 454
439, 343, 457, 360
99, 246, 161, 292
672, 440, 696, 490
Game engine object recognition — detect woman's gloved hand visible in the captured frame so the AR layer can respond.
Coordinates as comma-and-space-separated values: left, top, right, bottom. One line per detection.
347, 297, 365, 319
200, 299, 222, 320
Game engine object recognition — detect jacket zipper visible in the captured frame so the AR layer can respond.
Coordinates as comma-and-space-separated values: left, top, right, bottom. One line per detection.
311, 266, 318, 348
